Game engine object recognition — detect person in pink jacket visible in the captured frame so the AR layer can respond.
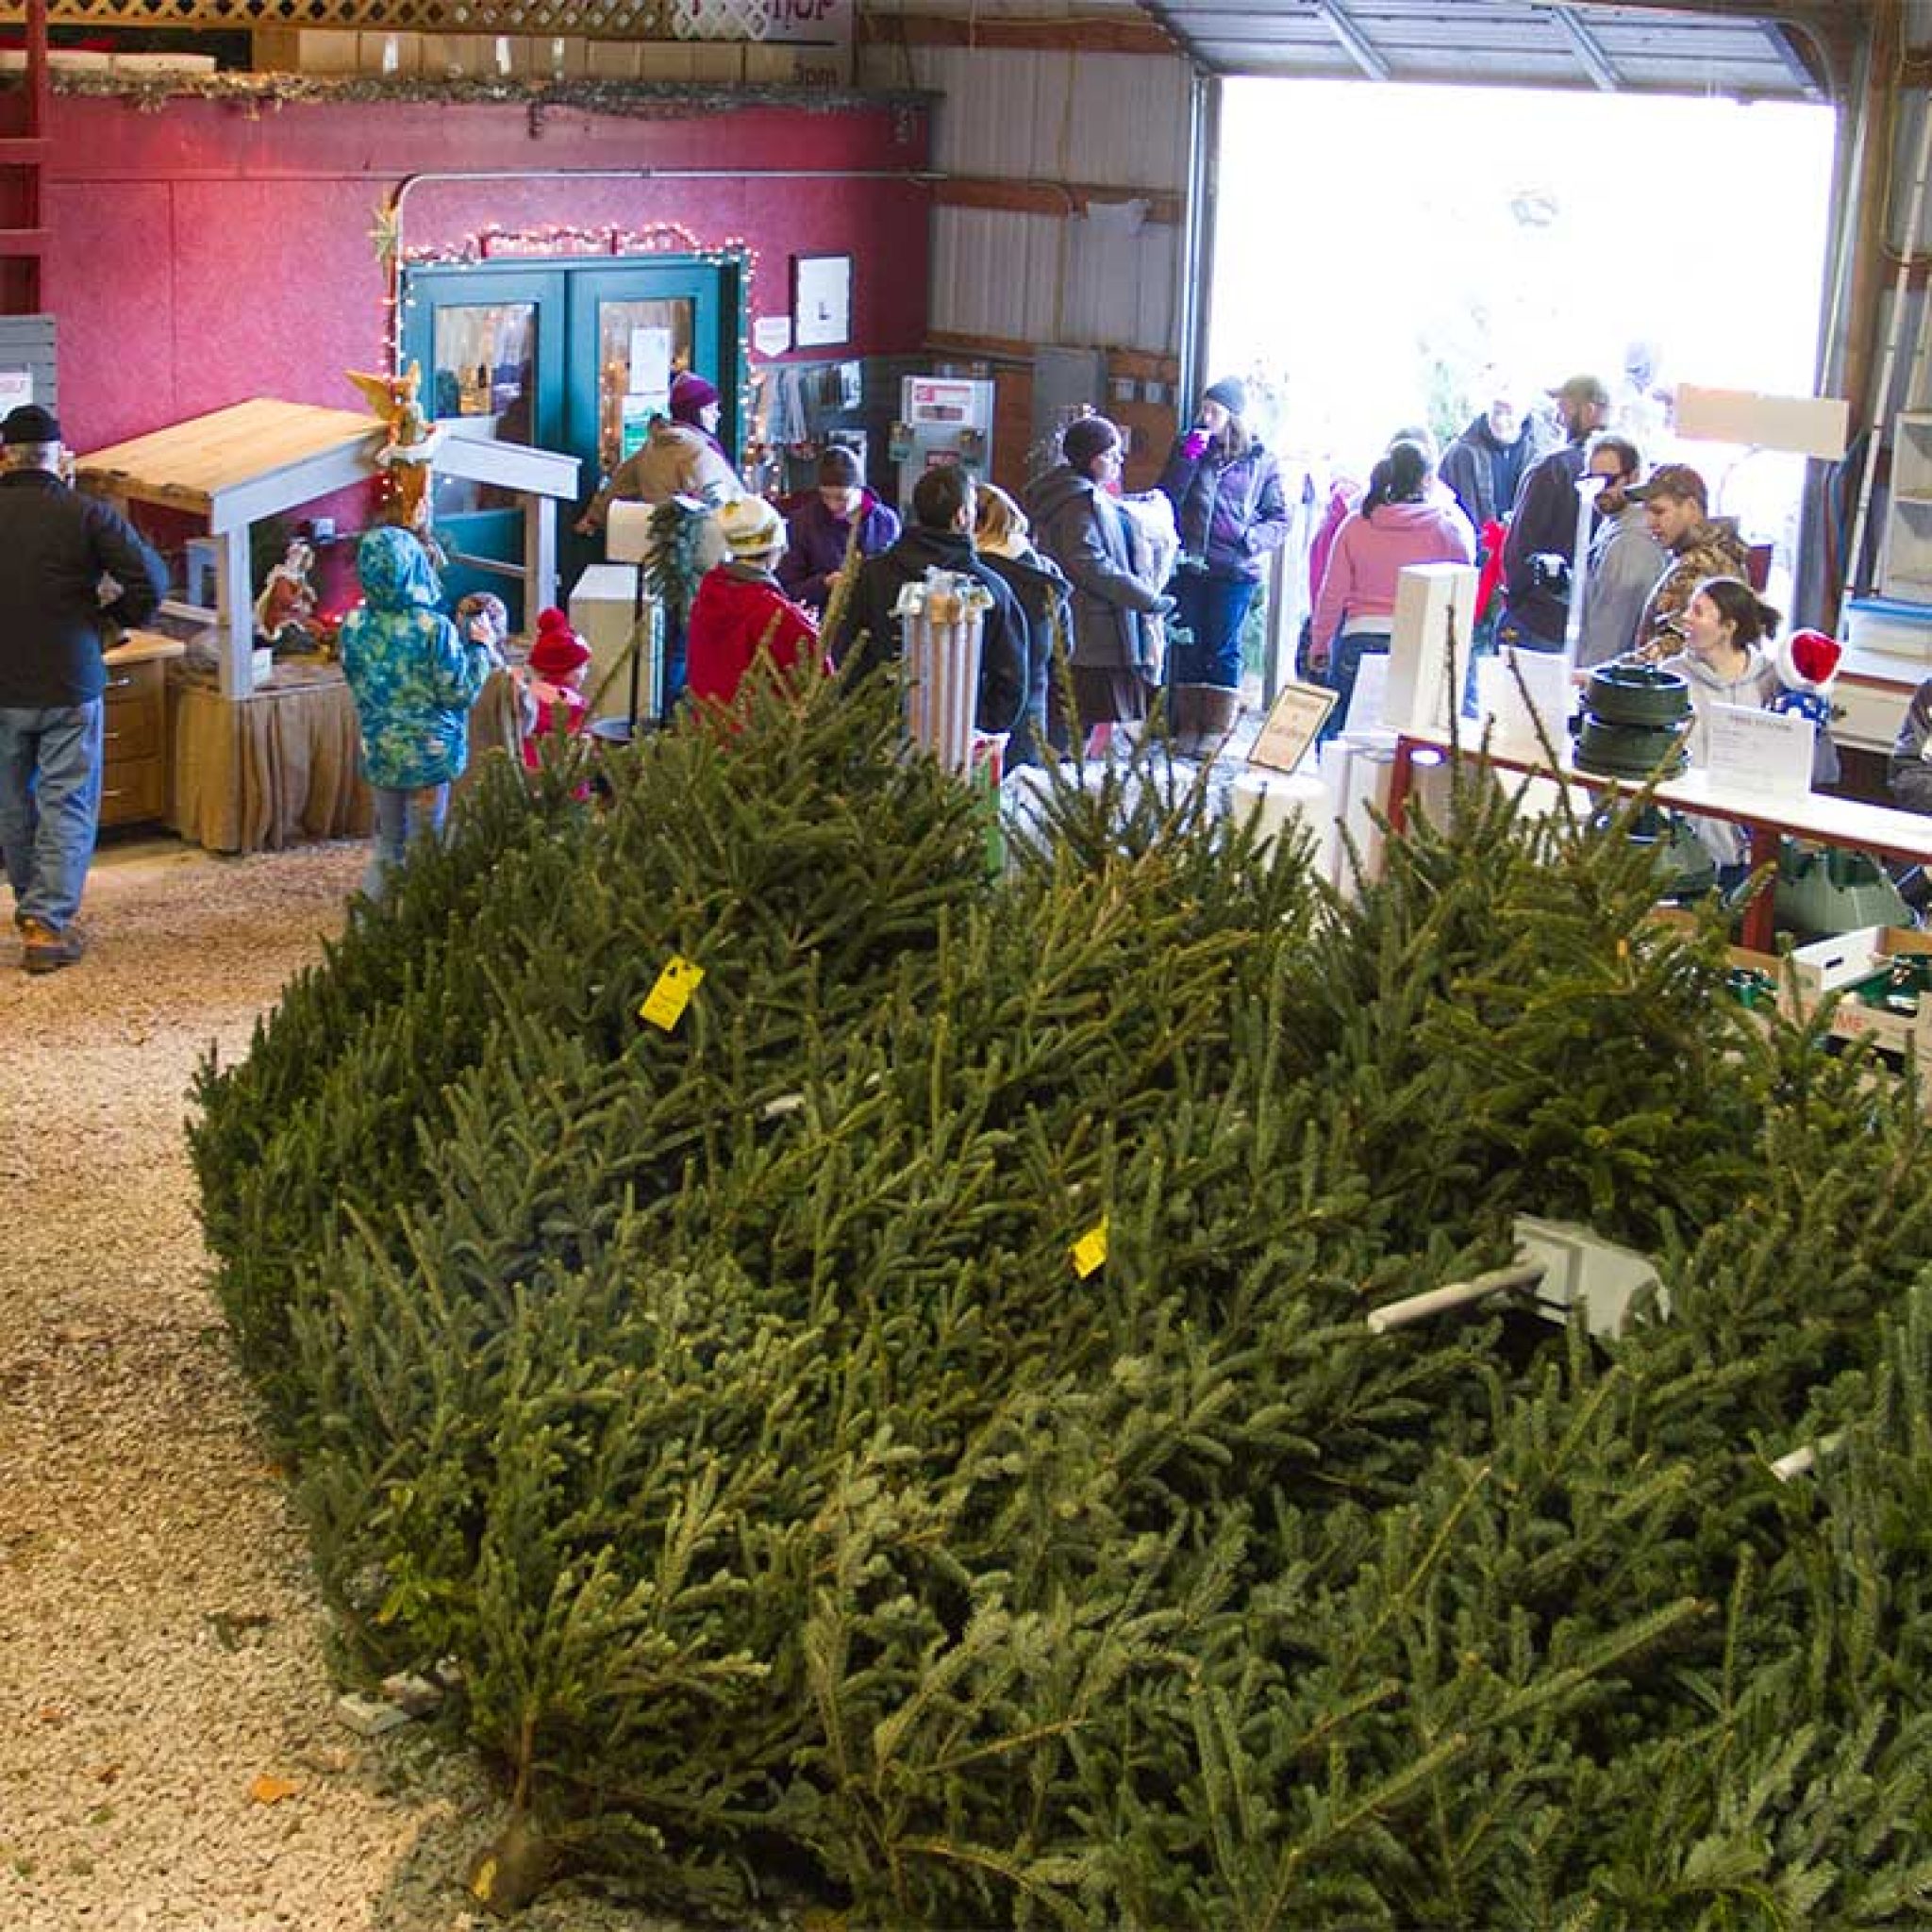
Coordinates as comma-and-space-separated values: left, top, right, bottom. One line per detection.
1308, 438, 1474, 737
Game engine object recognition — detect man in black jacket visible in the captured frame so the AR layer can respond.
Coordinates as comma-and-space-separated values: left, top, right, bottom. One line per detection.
0, 404, 169, 972
1496, 373, 1610, 652
826, 463, 1025, 738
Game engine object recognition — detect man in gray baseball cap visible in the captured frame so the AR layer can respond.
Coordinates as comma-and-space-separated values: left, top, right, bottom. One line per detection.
1496, 373, 1613, 651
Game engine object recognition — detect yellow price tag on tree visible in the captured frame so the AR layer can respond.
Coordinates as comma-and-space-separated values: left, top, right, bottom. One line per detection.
1070, 1218, 1108, 1279
640, 956, 705, 1031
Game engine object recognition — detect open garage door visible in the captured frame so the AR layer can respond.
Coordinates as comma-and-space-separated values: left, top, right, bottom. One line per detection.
1138, 0, 1835, 103
1152, 0, 1846, 691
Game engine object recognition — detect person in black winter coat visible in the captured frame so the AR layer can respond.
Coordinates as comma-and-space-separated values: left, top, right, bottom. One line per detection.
825, 463, 1025, 736
973, 482, 1070, 764
1024, 415, 1173, 730
0, 404, 169, 972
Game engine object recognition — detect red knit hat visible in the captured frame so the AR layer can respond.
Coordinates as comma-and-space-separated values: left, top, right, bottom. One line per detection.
529, 608, 591, 677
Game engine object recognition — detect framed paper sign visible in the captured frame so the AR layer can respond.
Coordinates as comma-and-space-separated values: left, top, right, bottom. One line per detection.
1248, 679, 1336, 774
793, 254, 852, 349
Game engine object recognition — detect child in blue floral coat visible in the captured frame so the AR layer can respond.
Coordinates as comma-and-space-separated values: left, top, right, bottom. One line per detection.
339, 525, 498, 898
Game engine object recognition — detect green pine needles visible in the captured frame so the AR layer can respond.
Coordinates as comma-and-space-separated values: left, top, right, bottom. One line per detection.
192, 673, 1932, 1926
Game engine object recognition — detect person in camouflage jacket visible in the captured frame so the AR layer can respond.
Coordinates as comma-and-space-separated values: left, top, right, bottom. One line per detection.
1630, 462, 1752, 660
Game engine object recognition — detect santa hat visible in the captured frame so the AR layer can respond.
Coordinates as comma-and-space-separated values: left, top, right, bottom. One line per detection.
528, 607, 591, 677
1777, 627, 1840, 695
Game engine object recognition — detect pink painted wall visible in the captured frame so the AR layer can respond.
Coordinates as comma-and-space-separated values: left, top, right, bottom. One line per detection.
43, 92, 932, 453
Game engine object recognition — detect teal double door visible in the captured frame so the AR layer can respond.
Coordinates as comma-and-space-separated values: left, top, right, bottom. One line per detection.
402, 255, 743, 622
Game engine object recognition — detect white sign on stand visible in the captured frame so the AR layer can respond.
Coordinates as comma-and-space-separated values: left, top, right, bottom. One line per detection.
1705, 703, 1814, 800
1249, 679, 1336, 774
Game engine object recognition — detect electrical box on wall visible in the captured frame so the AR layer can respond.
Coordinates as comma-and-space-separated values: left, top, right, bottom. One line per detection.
895, 375, 995, 514
0, 314, 57, 425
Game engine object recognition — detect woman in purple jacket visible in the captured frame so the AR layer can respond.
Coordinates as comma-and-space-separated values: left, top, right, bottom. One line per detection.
1156, 376, 1289, 694
777, 446, 901, 614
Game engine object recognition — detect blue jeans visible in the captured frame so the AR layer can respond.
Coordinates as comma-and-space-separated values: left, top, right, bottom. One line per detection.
1319, 631, 1389, 742
0, 700, 104, 931
365, 783, 449, 899
1170, 572, 1257, 689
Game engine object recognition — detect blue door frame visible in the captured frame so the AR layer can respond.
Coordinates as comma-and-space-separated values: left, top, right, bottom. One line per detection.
403, 253, 747, 623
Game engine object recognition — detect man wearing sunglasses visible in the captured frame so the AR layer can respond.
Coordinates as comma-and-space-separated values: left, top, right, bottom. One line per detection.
1574, 434, 1667, 668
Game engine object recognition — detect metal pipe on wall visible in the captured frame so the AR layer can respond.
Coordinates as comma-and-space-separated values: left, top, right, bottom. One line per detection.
1845, 87, 1932, 597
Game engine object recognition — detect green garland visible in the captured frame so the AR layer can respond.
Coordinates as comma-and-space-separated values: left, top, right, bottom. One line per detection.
31, 69, 931, 119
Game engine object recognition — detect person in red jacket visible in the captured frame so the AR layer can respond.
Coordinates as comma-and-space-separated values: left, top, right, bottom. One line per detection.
685, 496, 821, 712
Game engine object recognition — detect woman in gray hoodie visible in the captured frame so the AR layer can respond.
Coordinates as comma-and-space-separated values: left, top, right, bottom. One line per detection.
1659, 575, 1837, 874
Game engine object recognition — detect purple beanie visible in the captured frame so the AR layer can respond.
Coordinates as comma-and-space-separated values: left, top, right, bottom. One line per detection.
670, 371, 720, 424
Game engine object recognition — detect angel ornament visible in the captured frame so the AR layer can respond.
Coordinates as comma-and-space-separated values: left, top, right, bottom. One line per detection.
346, 361, 445, 553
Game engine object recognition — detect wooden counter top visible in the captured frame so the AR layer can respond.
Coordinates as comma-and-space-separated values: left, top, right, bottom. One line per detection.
107, 630, 188, 667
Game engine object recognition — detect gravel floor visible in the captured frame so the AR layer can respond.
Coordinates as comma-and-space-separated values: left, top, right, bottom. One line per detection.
0, 837, 695, 1932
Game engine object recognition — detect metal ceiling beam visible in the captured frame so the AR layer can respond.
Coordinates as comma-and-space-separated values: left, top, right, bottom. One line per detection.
1551, 5, 1622, 92
1311, 0, 1390, 83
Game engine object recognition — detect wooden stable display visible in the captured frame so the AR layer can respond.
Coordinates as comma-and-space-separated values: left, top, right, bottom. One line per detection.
72, 398, 579, 853
78, 401, 388, 700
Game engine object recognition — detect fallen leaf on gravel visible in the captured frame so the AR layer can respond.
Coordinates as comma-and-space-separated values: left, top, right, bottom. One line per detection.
208, 1608, 273, 1650
91, 1765, 121, 1785
248, 1774, 301, 1806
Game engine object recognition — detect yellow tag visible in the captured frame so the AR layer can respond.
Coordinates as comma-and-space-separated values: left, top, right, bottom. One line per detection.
640, 956, 705, 1031
1071, 1219, 1108, 1278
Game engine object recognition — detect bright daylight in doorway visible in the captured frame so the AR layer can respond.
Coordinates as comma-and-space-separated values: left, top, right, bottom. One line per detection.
1211, 77, 1838, 604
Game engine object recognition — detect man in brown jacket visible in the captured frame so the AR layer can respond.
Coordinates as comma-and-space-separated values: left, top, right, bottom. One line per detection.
1630, 462, 1752, 660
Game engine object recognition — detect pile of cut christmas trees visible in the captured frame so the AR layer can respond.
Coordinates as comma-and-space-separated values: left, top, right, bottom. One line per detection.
193, 673, 1932, 1928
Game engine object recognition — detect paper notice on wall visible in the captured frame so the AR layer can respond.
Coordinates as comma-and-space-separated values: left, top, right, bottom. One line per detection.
1706, 702, 1814, 800
627, 326, 673, 412
0, 370, 31, 412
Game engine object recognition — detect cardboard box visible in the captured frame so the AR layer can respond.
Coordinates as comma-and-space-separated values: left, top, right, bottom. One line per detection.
585, 40, 643, 80
1788, 924, 1932, 1060
358, 31, 423, 75
1646, 906, 1780, 980
253, 29, 362, 75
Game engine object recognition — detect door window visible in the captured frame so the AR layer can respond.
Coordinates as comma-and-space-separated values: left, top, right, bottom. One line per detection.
591, 297, 695, 479
428, 300, 541, 517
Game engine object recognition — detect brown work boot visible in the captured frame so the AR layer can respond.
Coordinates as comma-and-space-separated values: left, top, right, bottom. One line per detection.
21, 917, 85, 974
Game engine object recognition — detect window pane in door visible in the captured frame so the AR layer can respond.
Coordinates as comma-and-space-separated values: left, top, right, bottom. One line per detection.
595, 298, 694, 478
430, 302, 539, 514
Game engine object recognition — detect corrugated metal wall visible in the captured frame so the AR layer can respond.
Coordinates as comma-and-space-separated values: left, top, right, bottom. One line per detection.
860, 41, 1192, 358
